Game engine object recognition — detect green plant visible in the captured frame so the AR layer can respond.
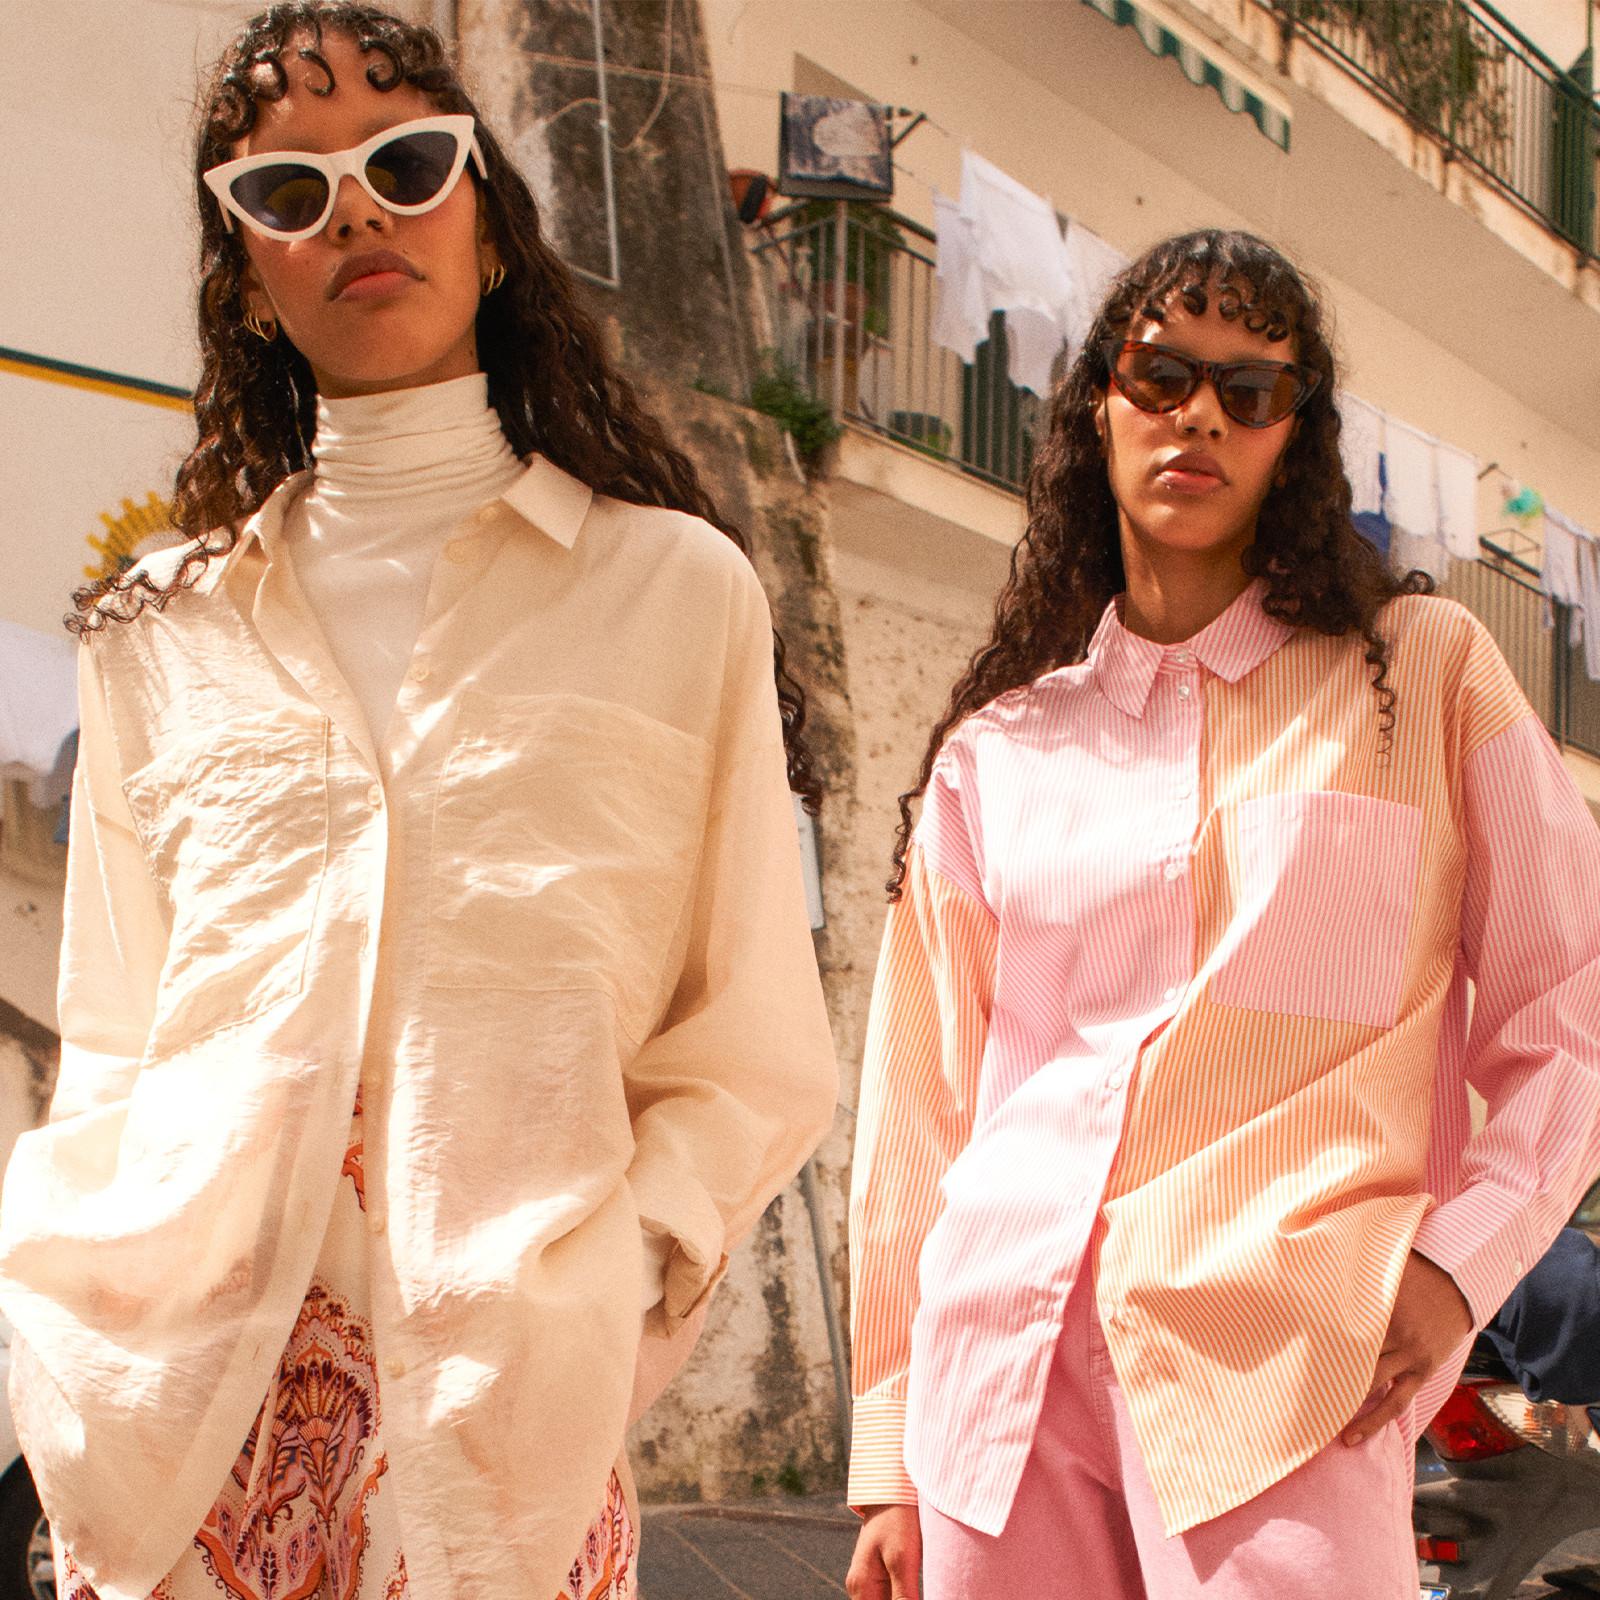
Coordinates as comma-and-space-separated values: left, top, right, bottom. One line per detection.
1292, 0, 1510, 155
749, 354, 842, 464
795, 199, 906, 340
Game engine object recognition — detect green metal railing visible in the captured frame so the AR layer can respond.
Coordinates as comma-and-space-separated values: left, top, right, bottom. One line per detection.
1439, 536, 1600, 759
1269, 0, 1598, 258
748, 201, 1048, 494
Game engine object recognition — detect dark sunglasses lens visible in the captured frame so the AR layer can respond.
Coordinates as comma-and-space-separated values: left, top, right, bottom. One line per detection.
1219, 364, 1306, 426
1115, 346, 1197, 411
230, 164, 329, 232
366, 130, 460, 206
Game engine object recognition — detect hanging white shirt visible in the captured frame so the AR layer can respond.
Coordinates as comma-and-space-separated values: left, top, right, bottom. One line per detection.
1336, 393, 1385, 520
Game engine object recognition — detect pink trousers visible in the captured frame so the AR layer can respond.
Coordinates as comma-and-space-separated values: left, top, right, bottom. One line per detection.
919, 1267, 1418, 1600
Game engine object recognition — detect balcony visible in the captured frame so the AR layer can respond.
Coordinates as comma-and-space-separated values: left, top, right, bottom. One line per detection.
750, 200, 1600, 759
749, 202, 1045, 497
1265, 0, 1598, 259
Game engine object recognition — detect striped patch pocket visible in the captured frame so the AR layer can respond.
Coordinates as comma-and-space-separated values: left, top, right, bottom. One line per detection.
1210, 791, 1424, 1030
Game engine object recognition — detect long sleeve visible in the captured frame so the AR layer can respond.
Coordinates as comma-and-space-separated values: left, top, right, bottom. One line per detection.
1411, 628, 1600, 1327
48, 641, 169, 1123
847, 753, 996, 1509
622, 563, 837, 1335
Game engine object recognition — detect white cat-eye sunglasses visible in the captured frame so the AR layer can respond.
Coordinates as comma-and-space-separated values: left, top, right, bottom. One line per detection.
203, 113, 487, 241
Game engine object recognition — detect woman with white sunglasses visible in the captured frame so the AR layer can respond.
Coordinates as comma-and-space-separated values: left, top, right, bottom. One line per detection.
0, 6, 837, 1600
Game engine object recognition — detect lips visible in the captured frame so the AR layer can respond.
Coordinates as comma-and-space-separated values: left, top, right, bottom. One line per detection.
1155, 451, 1228, 488
327, 250, 423, 300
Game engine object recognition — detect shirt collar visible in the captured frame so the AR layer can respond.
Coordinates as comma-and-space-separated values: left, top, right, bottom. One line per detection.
193, 452, 595, 594
1088, 578, 1292, 719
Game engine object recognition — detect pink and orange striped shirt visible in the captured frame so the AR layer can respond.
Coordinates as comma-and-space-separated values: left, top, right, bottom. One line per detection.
848, 581, 1600, 1537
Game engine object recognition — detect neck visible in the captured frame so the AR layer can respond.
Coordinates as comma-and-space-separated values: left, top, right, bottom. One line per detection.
1118, 529, 1253, 644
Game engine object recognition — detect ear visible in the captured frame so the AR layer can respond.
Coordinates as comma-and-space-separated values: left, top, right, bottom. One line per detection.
239, 259, 275, 322
1093, 393, 1109, 455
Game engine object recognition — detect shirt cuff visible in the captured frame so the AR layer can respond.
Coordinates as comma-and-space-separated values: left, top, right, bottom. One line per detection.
1412, 1187, 1545, 1330
847, 1390, 918, 1514
639, 1228, 674, 1313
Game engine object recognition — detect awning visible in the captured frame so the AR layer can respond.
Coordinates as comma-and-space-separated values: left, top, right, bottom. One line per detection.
1082, 0, 1293, 151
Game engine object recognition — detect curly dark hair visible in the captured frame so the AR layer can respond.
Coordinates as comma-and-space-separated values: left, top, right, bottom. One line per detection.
71, 1, 822, 810
887, 227, 1431, 898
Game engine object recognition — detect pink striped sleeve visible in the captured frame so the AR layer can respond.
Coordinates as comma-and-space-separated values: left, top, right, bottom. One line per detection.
847, 763, 996, 1510
1411, 710, 1600, 1326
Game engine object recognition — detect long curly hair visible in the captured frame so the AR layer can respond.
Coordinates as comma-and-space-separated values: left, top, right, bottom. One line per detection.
888, 227, 1431, 897
71, 1, 821, 810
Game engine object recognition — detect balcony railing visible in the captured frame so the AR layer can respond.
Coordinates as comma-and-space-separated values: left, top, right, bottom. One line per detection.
1428, 537, 1600, 757
1267, 0, 1598, 258
748, 202, 1050, 496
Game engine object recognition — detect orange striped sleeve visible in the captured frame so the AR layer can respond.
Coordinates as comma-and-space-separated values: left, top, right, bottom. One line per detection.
847, 834, 997, 1510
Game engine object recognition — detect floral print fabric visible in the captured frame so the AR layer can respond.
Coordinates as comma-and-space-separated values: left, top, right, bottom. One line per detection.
58, 1093, 634, 1600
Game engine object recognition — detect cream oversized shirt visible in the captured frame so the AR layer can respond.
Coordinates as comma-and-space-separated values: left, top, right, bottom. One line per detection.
0, 453, 838, 1600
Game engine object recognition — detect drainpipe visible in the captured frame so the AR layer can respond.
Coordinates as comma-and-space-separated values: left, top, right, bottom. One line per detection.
575, 0, 624, 292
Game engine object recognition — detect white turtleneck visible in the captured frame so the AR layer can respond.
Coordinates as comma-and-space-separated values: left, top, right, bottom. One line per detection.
280, 372, 673, 1315
280, 372, 524, 748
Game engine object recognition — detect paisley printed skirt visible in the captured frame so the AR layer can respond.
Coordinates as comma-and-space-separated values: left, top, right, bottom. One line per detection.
57, 1091, 635, 1600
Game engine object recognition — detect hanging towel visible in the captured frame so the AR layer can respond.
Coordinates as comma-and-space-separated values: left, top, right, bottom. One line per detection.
1062, 217, 1129, 358
0, 619, 79, 809
1543, 507, 1585, 612
1337, 393, 1385, 519
1435, 441, 1480, 561
931, 191, 988, 366
1383, 417, 1439, 542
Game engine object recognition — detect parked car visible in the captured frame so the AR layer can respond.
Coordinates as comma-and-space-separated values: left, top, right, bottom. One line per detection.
1415, 1178, 1600, 1600
0, 1318, 52, 1600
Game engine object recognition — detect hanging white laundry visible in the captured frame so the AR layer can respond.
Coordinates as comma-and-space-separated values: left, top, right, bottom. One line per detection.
1542, 506, 1584, 611
1434, 441, 1480, 561
1336, 393, 1385, 519
0, 619, 79, 809
1384, 417, 1440, 542
954, 149, 1075, 395
931, 190, 987, 366
1574, 531, 1600, 683
1062, 217, 1129, 358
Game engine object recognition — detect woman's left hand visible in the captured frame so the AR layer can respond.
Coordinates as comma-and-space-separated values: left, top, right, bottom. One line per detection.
1342, 1250, 1473, 1446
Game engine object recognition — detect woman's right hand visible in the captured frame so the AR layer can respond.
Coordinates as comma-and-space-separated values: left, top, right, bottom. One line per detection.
846, 1503, 922, 1600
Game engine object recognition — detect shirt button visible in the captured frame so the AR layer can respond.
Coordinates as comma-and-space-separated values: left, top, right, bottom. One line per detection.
368, 1211, 387, 1237
1164, 985, 1179, 1001
385, 1356, 406, 1380
1108, 1073, 1125, 1091
366, 784, 383, 808
1175, 649, 1193, 665
475, 503, 499, 525
409, 660, 431, 683
445, 539, 474, 564
1162, 860, 1183, 881
1176, 681, 1193, 699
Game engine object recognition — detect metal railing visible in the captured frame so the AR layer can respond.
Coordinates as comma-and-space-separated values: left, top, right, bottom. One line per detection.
748, 202, 1050, 495
1438, 536, 1600, 758
1268, 0, 1598, 258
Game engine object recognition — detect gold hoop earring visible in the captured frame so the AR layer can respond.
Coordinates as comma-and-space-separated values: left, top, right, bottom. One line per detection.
480, 262, 506, 296
244, 310, 278, 342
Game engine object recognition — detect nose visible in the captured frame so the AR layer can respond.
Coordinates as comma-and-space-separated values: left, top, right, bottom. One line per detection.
324, 172, 387, 239
1174, 375, 1228, 439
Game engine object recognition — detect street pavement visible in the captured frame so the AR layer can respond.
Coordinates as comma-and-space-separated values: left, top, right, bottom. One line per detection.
639, 1494, 856, 1599
636, 1499, 1600, 1600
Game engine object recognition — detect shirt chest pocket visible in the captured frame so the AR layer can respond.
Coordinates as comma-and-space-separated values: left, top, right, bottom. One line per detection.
120, 706, 332, 1056
424, 691, 715, 1042
1209, 791, 1424, 1030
